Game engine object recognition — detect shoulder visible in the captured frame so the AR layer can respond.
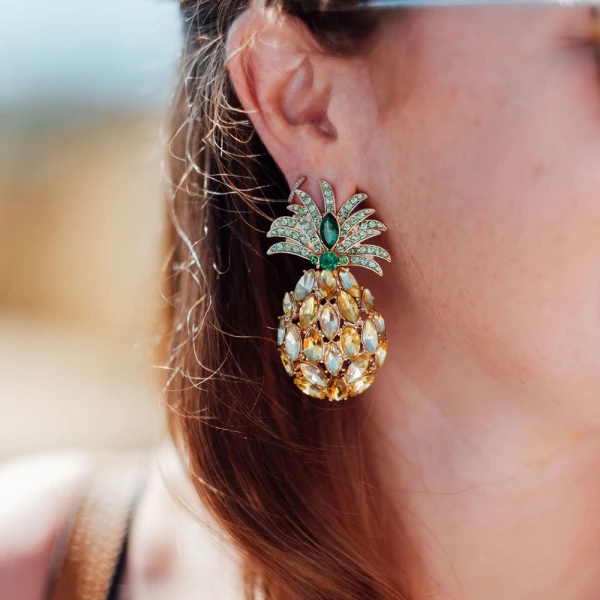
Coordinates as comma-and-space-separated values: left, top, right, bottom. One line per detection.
0, 452, 90, 600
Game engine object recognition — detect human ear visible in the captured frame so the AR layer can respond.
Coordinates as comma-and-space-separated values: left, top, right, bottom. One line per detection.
225, 7, 377, 202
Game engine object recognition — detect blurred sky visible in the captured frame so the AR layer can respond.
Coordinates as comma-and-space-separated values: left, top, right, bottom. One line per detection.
0, 0, 182, 117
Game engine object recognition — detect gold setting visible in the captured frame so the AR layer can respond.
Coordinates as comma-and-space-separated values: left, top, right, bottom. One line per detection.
269, 178, 390, 401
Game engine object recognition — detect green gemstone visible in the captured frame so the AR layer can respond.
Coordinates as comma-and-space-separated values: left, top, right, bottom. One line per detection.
339, 256, 349, 265
320, 212, 339, 250
320, 252, 339, 270
310, 255, 319, 265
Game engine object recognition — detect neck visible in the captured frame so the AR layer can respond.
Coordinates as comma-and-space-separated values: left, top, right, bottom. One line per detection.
364, 283, 600, 599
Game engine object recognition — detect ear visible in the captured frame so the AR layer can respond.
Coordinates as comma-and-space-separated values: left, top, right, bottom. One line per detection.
225, 7, 377, 203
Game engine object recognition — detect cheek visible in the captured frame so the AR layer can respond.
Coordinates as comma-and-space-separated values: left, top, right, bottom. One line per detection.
370, 12, 600, 395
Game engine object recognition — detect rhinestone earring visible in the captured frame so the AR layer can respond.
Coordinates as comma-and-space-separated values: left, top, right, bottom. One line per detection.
267, 177, 390, 401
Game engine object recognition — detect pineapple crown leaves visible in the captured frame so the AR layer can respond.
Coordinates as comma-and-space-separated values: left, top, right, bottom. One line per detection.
266, 177, 391, 276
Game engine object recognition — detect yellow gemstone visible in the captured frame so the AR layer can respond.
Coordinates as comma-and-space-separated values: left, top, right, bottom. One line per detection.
375, 338, 388, 368
280, 350, 295, 376
283, 292, 295, 317
326, 377, 348, 401
340, 325, 361, 359
295, 269, 316, 300
317, 270, 337, 300
372, 310, 386, 335
299, 294, 318, 329
349, 373, 376, 396
323, 342, 344, 375
339, 268, 361, 298
346, 353, 370, 384
299, 363, 327, 388
319, 303, 339, 340
362, 288, 374, 312
294, 377, 326, 399
303, 328, 323, 363
337, 290, 359, 323
284, 324, 301, 361
362, 318, 379, 354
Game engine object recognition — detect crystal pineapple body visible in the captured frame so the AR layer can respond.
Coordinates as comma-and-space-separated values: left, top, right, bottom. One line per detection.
268, 179, 390, 400
277, 268, 387, 400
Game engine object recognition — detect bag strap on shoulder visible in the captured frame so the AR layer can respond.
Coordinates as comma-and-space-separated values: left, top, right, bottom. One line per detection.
48, 454, 147, 600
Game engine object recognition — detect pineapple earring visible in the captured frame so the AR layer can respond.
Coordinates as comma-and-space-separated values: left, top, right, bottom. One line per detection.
267, 177, 390, 401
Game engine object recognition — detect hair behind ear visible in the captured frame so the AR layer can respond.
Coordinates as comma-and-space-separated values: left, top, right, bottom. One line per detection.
166, 1, 411, 599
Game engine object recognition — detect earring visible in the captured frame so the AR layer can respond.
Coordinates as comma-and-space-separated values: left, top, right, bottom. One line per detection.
267, 177, 390, 401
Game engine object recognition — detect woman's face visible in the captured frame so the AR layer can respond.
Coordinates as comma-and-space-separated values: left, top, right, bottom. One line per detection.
361, 6, 600, 423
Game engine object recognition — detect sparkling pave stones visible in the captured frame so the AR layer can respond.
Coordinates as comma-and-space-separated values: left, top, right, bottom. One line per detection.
323, 342, 344, 375
340, 325, 361, 359
294, 270, 316, 300
375, 338, 388, 368
362, 318, 379, 354
317, 270, 337, 299
337, 290, 359, 323
303, 328, 323, 363
277, 317, 286, 345
319, 304, 339, 340
346, 353, 370, 384
294, 377, 325, 399
299, 363, 327, 388
338, 268, 361, 298
326, 377, 347, 401
319, 251, 339, 271
284, 325, 301, 361
299, 294, 318, 329
283, 292, 295, 317
320, 212, 339, 249
362, 288, 374, 312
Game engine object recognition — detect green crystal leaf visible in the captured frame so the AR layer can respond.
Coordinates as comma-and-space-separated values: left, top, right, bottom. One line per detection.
320, 212, 339, 250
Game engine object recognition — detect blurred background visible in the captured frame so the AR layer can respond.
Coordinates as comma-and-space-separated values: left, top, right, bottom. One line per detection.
0, 0, 181, 458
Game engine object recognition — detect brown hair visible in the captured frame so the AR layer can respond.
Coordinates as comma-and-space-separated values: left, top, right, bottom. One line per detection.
165, 1, 410, 598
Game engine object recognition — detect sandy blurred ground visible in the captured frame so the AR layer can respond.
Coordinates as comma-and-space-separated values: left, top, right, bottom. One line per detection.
0, 112, 167, 459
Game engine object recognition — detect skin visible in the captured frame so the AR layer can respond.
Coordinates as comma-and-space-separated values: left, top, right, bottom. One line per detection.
2, 5, 600, 599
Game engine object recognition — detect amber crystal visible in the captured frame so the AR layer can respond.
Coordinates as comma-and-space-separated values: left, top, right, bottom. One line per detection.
284, 325, 301, 361
349, 373, 375, 396
280, 350, 295, 376
346, 353, 370, 384
375, 338, 388, 368
299, 294, 318, 329
337, 290, 359, 323
299, 363, 327, 388
294, 377, 325, 399
283, 292, 295, 317
317, 270, 337, 299
362, 288, 374, 312
303, 328, 323, 363
340, 325, 361, 359
323, 342, 344, 375
372, 310, 386, 335
319, 303, 339, 340
362, 318, 379, 354
326, 377, 348, 401
339, 268, 361, 298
